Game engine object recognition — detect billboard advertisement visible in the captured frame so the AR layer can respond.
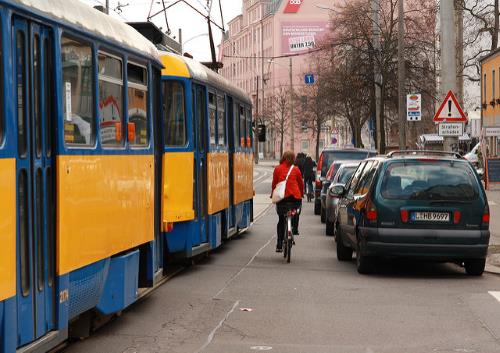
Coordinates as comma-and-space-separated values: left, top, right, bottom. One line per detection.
281, 21, 329, 55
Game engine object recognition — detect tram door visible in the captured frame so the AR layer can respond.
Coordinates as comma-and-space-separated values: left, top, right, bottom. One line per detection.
193, 85, 208, 244
13, 19, 56, 345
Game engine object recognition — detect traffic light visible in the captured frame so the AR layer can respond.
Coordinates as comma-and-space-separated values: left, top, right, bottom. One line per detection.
257, 124, 266, 142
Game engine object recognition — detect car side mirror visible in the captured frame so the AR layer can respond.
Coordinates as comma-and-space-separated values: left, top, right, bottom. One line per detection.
329, 183, 346, 198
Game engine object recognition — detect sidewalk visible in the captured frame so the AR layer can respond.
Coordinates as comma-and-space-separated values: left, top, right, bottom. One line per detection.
254, 159, 278, 168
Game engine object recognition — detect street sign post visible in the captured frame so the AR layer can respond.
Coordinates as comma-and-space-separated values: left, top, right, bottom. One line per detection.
406, 94, 421, 121
304, 73, 314, 85
438, 122, 463, 136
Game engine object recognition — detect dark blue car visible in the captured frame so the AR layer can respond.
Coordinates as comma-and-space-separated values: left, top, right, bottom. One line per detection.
331, 151, 490, 275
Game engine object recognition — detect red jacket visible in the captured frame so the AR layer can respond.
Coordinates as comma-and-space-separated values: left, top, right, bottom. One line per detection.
271, 161, 304, 200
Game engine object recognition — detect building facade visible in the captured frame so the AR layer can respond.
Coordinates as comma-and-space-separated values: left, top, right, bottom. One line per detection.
218, 0, 336, 159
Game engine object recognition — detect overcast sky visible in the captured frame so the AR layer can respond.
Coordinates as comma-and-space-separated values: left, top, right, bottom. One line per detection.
80, 0, 242, 61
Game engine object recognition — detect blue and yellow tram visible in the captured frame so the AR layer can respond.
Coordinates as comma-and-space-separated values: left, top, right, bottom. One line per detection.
159, 53, 254, 259
0, 1, 253, 352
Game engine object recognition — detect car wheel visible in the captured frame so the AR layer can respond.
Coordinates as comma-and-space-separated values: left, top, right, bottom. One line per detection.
356, 238, 374, 274
314, 199, 321, 215
336, 224, 353, 261
320, 206, 326, 223
464, 259, 485, 276
326, 219, 335, 236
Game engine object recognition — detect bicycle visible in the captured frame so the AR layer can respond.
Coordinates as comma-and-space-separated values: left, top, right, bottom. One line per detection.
282, 208, 298, 263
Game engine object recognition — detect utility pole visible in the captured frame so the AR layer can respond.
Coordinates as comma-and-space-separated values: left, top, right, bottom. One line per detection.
398, 0, 406, 149
105, 0, 110, 14
440, 0, 458, 151
255, 77, 260, 164
372, 0, 382, 153
455, 0, 464, 107
289, 57, 294, 152
260, 16, 266, 158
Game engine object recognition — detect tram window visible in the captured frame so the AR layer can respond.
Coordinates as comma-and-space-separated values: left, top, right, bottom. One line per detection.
128, 63, 149, 147
0, 27, 2, 144
99, 53, 123, 147
34, 35, 42, 157
44, 38, 53, 156
217, 95, 226, 146
61, 36, 95, 146
239, 105, 246, 147
246, 108, 253, 147
164, 81, 186, 146
234, 103, 240, 146
19, 170, 30, 297
208, 92, 216, 148
16, 31, 27, 157
196, 88, 207, 152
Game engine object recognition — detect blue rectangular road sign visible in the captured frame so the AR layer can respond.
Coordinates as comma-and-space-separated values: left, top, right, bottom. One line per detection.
305, 74, 314, 85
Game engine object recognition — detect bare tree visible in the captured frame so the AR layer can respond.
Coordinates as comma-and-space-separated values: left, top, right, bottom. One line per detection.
310, 0, 438, 150
296, 60, 333, 161
270, 86, 290, 157
457, 0, 499, 82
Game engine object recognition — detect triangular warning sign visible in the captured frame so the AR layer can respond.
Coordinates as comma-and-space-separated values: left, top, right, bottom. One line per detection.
433, 90, 467, 122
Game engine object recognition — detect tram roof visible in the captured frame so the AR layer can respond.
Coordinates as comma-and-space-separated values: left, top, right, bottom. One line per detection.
14, 0, 158, 59
160, 52, 252, 105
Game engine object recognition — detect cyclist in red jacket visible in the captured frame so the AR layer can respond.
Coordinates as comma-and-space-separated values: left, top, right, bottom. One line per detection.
271, 151, 304, 252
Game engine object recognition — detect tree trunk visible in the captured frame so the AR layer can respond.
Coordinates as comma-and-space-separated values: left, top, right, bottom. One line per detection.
315, 123, 321, 161
379, 83, 386, 153
280, 129, 284, 157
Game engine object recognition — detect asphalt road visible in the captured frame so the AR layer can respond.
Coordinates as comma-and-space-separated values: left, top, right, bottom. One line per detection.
65, 166, 500, 353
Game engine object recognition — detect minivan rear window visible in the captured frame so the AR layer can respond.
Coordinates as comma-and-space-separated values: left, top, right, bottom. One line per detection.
321, 151, 376, 176
380, 161, 479, 201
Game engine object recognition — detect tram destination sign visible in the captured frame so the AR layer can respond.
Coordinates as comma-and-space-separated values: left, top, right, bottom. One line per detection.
438, 122, 463, 137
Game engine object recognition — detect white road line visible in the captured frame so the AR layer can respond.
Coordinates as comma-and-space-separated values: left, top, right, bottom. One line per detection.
488, 291, 500, 302
194, 300, 240, 353
488, 201, 498, 206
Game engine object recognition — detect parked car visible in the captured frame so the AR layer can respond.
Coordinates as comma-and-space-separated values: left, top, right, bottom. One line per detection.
320, 160, 358, 223
464, 142, 480, 166
325, 162, 360, 235
332, 150, 490, 275
314, 148, 376, 215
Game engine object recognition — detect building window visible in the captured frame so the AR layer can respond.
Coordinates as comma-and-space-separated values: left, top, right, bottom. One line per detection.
301, 140, 309, 152
484, 73, 487, 104
61, 36, 95, 146
494, 70, 497, 101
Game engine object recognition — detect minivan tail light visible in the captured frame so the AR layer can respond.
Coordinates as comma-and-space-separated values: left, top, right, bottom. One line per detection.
365, 198, 377, 222
453, 210, 461, 224
400, 209, 409, 223
482, 204, 490, 224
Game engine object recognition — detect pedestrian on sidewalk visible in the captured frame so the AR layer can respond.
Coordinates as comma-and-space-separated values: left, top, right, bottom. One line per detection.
271, 151, 304, 252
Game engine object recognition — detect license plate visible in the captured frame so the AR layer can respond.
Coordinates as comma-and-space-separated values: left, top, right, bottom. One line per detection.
411, 212, 450, 222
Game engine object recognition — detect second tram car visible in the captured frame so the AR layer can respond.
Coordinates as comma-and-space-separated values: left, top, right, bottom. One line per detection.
160, 52, 253, 259
0, 1, 253, 352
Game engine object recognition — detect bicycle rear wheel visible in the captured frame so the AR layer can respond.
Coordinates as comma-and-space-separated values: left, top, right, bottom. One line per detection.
287, 235, 292, 263
283, 238, 288, 258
